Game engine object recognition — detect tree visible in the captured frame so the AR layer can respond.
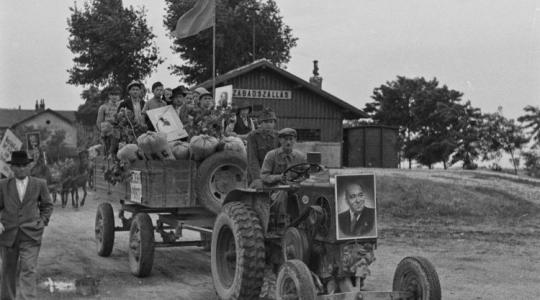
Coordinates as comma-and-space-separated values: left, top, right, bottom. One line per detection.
67, 0, 162, 90
163, 0, 297, 84
75, 86, 104, 127
482, 112, 529, 174
365, 76, 472, 169
365, 76, 428, 168
449, 101, 483, 169
518, 105, 540, 147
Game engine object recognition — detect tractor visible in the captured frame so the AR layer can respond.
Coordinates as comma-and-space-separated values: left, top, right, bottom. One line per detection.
210, 158, 441, 300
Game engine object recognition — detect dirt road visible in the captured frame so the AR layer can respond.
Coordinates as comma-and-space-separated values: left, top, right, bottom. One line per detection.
35, 187, 540, 299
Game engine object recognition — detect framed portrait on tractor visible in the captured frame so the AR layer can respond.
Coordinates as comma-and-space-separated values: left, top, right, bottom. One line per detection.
335, 174, 377, 240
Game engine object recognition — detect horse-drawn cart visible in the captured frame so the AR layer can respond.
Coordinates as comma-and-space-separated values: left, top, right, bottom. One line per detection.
93, 151, 246, 277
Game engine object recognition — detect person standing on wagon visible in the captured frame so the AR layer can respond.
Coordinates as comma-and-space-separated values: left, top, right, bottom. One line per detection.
246, 108, 279, 188
96, 86, 121, 157
117, 80, 146, 125
0, 151, 53, 299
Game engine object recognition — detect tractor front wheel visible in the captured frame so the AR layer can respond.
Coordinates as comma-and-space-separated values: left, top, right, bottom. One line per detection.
392, 256, 441, 300
275, 259, 316, 300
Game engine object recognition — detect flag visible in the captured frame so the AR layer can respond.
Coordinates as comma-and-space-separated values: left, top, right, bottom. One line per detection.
174, 0, 215, 39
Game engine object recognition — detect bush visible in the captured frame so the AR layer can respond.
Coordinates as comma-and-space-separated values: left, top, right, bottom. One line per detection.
522, 151, 540, 178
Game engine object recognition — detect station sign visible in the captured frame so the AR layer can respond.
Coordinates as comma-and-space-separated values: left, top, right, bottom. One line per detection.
233, 89, 292, 100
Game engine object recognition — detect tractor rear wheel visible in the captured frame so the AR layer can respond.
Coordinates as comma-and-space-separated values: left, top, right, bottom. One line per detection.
211, 202, 265, 299
128, 213, 155, 277
275, 259, 316, 300
392, 256, 441, 300
95, 203, 115, 257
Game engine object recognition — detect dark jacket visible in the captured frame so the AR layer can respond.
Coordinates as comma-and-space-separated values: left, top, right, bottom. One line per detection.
233, 117, 254, 135
338, 208, 375, 237
117, 98, 146, 113
0, 177, 53, 247
246, 129, 278, 183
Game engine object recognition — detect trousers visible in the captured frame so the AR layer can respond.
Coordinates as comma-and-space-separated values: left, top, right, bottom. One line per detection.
0, 231, 41, 300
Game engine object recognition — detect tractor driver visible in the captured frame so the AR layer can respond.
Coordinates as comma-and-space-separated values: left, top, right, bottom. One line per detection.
260, 128, 307, 221
260, 128, 307, 186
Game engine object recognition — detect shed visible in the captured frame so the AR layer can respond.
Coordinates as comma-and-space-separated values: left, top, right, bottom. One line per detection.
343, 125, 399, 168
196, 59, 368, 167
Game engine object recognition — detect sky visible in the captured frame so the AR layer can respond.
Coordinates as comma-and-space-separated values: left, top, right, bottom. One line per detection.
0, 0, 539, 119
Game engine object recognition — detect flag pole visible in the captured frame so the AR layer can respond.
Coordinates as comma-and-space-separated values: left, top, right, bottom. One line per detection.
212, 0, 216, 99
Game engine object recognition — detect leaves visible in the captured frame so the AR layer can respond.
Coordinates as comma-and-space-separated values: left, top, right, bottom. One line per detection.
67, 0, 162, 90
518, 105, 540, 146
163, 0, 297, 84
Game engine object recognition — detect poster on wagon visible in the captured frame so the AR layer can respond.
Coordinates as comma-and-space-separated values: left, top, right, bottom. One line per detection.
215, 85, 233, 108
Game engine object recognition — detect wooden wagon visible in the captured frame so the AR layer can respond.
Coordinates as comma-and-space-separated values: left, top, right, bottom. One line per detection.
93, 150, 246, 277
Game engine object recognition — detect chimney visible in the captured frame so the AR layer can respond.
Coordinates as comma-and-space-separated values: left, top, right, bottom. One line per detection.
309, 60, 323, 89
40, 99, 45, 110
35, 100, 39, 111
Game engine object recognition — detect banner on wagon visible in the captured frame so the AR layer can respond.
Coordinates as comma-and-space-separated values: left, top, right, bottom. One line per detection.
0, 129, 23, 177
130, 170, 142, 203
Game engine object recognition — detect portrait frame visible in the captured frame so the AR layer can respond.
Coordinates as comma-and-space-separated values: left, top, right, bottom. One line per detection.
146, 105, 188, 142
25, 132, 41, 152
215, 85, 233, 108
335, 174, 377, 240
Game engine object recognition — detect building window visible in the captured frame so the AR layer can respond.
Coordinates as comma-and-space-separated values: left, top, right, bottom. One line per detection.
295, 129, 321, 142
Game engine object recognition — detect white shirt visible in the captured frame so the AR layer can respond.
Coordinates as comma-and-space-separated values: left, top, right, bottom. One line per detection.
15, 177, 29, 202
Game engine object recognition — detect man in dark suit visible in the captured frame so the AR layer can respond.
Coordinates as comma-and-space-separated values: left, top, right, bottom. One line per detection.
0, 151, 53, 299
338, 183, 375, 237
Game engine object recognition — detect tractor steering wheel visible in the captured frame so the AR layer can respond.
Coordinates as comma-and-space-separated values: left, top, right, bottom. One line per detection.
283, 163, 323, 183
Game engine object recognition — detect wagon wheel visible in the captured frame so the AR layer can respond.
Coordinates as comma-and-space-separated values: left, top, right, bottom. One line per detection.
95, 203, 115, 257
275, 259, 316, 300
128, 213, 155, 277
392, 256, 441, 300
211, 202, 265, 299
197, 150, 247, 214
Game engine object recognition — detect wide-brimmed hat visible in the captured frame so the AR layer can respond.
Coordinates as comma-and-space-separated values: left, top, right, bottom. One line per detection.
236, 105, 252, 114
7, 151, 33, 165
172, 85, 188, 98
127, 80, 144, 91
258, 108, 277, 122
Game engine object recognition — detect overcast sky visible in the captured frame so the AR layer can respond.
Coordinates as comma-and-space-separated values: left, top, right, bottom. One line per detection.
0, 0, 538, 119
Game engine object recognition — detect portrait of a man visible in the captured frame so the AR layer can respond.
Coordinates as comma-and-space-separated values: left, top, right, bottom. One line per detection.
335, 174, 377, 240
215, 85, 233, 108
26, 132, 40, 151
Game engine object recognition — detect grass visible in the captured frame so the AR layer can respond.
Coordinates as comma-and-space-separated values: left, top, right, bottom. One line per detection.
372, 170, 540, 225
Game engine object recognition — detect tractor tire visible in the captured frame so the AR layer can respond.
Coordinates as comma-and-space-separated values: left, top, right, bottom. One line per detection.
275, 259, 316, 300
95, 203, 115, 257
128, 213, 155, 277
197, 150, 247, 214
211, 202, 265, 300
282, 227, 310, 263
392, 256, 441, 300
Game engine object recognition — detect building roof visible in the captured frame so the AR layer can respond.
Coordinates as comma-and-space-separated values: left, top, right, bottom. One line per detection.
0, 108, 77, 129
196, 59, 368, 119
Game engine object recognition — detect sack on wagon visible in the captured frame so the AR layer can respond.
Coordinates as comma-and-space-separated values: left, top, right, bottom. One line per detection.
137, 131, 174, 160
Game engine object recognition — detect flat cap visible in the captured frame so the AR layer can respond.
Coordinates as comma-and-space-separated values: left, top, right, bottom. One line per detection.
127, 80, 144, 91
258, 107, 277, 122
278, 128, 297, 137
193, 87, 211, 97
